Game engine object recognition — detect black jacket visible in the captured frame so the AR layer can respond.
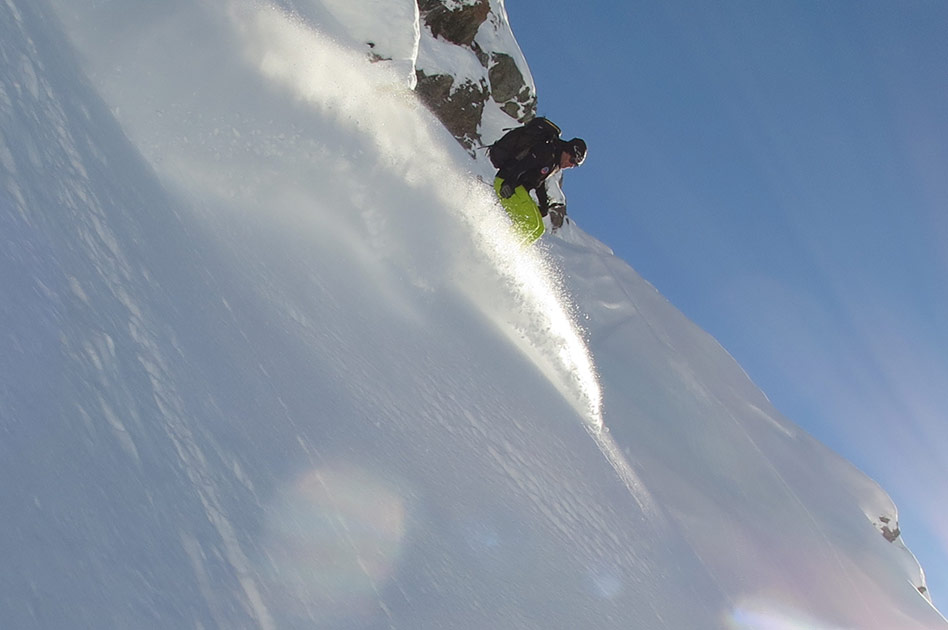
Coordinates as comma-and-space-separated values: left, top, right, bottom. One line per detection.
496, 138, 565, 213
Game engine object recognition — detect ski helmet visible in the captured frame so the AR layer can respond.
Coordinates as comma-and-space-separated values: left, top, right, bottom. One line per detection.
566, 138, 587, 165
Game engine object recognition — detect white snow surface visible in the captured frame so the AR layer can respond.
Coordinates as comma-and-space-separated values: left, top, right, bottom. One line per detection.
310, 0, 420, 88
2, 0, 945, 628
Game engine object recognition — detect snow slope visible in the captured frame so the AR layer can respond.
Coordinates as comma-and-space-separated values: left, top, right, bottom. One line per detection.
1, 0, 945, 628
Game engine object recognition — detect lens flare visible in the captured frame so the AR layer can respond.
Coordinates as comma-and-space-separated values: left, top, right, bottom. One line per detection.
585, 564, 624, 600
260, 465, 409, 623
727, 599, 849, 630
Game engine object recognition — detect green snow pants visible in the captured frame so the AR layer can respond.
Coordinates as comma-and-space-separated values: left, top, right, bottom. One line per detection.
494, 177, 545, 244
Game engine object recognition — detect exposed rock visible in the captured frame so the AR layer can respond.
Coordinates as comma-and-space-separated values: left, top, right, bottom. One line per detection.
470, 40, 490, 68
878, 515, 901, 543
881, 524, 901, 543
417, 0, 490, 47
412, 0, 537, 150
488, 53, 523, 102
414, 70, 487, 152
500, 101, 521, 119
488, 52, 535, 122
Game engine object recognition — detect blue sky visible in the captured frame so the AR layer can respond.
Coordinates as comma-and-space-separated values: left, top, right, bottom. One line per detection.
508, 0, 948, 611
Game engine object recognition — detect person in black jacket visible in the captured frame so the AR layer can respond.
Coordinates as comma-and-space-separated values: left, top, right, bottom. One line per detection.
492, 124, 586, 243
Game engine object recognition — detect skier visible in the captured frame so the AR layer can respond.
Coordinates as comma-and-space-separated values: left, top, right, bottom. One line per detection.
488, 117, 587, 243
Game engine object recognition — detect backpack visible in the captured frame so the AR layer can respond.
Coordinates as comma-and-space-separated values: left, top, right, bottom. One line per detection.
488, 117, 561, 170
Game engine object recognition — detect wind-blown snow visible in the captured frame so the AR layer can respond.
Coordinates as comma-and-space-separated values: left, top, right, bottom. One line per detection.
2, 0, 945, 628
315, 0, 420, 88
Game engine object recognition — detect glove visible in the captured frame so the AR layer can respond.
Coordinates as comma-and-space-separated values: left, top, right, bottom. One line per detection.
499, 182, 516, 199
548, 203, 567, 230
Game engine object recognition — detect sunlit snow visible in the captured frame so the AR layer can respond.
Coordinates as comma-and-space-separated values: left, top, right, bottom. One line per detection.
1, 0, 945, 628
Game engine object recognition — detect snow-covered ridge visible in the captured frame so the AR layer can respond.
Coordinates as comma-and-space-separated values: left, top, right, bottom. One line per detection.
2, 0, 945, 628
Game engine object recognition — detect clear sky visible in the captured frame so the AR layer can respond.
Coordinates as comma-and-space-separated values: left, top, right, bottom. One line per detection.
508, 0, 948, 612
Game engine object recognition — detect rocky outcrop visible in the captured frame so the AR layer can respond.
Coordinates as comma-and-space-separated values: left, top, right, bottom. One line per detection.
417, 0, 490, 47
488, 52, 536, 121
878, 515, 901, 543
414, 72, 488, 151
413, 0, 537, 153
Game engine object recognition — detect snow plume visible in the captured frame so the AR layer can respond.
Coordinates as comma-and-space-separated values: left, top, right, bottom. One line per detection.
71, 0, 599, 429
47, 0, 601, 425
227, 3, 603, 425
